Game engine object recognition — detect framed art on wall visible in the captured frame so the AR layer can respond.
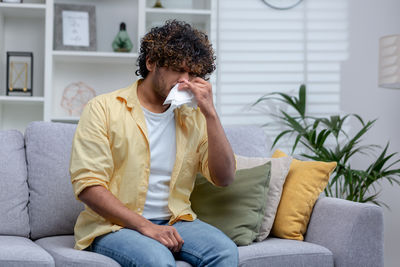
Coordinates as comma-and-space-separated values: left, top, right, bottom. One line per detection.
54, 4, 96, 51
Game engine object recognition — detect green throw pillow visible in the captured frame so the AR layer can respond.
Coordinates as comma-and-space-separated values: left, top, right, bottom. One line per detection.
190, 161, 271, 246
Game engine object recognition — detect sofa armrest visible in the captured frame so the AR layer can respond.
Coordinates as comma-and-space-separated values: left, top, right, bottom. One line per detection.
305, 197, 384, 267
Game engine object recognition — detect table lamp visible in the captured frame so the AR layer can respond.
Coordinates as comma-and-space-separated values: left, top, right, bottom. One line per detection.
379, 34, 400, 88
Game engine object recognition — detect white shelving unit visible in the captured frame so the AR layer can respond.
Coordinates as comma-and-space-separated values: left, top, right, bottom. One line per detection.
52, 51, 139, 64
145, 8, 212, 15
0, 0, 214, 131
0, 2, 46, 18
143, 0, 212, 34
50, 116, 79, 123
0, 96, 44, 104
0, 0, 46, 132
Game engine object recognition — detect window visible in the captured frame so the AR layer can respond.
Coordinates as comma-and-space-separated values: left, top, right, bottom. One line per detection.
215, 0, 348, 130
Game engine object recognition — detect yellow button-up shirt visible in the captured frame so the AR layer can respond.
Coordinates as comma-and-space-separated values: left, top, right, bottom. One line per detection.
70, 80, 213, 250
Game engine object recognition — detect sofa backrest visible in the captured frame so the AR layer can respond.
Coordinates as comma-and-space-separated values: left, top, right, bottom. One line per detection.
0, 130, 30, 237
224, 125, 269, 157
23, 122, 269, 239
25, 121, 83, 240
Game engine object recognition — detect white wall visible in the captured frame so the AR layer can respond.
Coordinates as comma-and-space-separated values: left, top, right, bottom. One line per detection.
341, 1, 400, 266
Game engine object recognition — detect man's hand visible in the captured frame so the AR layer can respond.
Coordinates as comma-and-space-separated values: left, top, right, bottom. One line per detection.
178, 78, 216, 118
178, 77, 236, 187
79, 186, 184, 252
139, 223, 184, 252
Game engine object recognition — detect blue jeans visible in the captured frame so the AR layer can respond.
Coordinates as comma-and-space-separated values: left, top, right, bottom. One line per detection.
89, 219, 238, 267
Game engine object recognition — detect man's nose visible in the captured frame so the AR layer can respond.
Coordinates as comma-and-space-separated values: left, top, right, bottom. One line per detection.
179, 72, 190, 81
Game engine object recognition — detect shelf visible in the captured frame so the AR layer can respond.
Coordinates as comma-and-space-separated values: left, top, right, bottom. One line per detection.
51, 117, 80, 124
145, 8, 211, 31
52, 51, 139, 64
145, 8, 211, 15
0, 96, 44, 105
0, 3, 46, 18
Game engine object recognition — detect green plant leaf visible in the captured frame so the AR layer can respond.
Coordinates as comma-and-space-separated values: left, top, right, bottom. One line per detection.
292, 134, 302, 154
271, 129, 293, 149
298, 84, 306, 117
316, 129, 331, 149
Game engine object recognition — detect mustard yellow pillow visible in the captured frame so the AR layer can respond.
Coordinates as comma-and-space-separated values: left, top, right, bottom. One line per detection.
271, 149, 337, 240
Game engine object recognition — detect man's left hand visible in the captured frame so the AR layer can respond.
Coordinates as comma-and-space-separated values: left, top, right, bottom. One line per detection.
178, 78, 216, 118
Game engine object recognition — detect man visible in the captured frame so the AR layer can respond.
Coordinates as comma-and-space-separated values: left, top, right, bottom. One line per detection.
70, 20, 238, 266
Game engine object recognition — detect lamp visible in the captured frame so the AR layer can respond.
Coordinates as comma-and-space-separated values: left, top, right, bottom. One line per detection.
379, 34, 400, 89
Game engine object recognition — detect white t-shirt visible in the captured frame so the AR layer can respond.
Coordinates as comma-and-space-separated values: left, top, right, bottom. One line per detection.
141, 106, 176, 220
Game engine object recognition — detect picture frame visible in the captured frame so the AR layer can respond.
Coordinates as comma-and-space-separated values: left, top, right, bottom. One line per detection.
54, 4, 96, 51
6, 51, 33, 96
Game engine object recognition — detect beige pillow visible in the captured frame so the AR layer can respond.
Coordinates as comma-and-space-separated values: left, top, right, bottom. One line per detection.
235, 154, 292, 241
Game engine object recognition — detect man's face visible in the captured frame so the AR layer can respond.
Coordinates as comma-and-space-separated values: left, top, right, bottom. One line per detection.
151, 64, 192, 99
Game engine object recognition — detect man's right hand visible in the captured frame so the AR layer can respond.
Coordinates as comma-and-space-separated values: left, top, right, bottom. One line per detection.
139, 223, 184, 252
79, 185, 184, 253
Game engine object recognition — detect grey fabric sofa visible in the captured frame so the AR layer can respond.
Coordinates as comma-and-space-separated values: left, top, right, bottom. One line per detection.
0, 121, 383, 267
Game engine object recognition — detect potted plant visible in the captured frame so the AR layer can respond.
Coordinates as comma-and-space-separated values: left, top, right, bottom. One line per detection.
253, 84, 400, 207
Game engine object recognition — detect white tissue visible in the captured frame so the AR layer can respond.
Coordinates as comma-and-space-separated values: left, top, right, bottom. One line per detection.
163, 83, 197, 108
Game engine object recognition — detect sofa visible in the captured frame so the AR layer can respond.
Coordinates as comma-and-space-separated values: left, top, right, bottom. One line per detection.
0, 121, 383, 267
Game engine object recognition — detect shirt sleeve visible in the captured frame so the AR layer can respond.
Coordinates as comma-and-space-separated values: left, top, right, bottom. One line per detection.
197, 126, 215, 185
196, 118, 237, 187
69, 98, 114, 200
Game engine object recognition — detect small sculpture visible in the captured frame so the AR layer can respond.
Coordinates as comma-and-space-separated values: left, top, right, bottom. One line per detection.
61, 82, 96, 116
112, 22, 133, 52
153, 0, 164, 8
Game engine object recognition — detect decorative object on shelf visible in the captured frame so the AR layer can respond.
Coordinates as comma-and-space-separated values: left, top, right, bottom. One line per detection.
152, 0, 164, 8
6, 51, 33, 96
112, 22, 133, 53
261, 0, 303, 10
2, 0, 23, 3
379, 34, 400, 89
60, 82, 96, 116
54, 4, 96, 51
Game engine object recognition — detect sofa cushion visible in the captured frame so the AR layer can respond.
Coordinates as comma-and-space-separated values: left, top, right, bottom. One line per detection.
0, 236, 54, 267
271, 150, 337, 241
35, 236, 333, 267
238, 237, 333, 267
34, 235, 192, 267
0, 130, 30, 237
235, 155, 292, 241
225, 126, 269, 157
35, 235, 120, 267
25, 121, 84, 239
191, 161, 271, 246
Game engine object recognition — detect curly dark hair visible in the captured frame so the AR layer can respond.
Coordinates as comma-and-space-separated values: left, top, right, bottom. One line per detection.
135, 20, 216, 80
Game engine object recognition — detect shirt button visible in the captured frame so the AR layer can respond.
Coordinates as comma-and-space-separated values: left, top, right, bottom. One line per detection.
141, 186, 146, 191
137, 208, 141, 212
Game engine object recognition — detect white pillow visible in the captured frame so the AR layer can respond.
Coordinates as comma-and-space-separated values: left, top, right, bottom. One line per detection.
235, 154, 292, 241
